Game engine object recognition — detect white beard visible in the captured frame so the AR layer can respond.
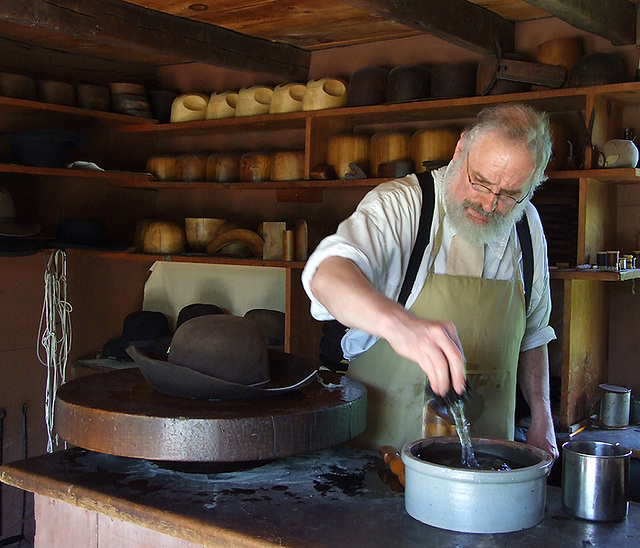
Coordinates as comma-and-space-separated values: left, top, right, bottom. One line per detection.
442, 160, 528, 246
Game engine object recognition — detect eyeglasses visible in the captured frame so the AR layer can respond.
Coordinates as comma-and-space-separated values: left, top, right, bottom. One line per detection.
466, 155, 529, 207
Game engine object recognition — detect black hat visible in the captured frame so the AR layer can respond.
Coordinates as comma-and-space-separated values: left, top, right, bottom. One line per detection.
127, 315, 317, 400
176, 303, 224, 329
103, 310, 172, 361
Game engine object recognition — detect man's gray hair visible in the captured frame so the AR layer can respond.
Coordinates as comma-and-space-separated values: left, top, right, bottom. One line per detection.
460, 103, 552, 190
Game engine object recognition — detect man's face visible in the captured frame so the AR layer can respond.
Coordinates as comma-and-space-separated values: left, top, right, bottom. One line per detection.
443, 132, 535, 245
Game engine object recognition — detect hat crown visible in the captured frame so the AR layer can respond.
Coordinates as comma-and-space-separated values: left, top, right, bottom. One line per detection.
168, 315, 269, 386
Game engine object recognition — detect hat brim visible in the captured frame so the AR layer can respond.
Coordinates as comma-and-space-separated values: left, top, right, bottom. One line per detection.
126, 346, 318, 400
0, 221, 41, 237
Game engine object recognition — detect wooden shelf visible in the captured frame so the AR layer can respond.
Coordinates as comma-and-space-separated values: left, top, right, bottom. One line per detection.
113, 82, 640, 138
0, 96, 155, 130
547, 168, 640, 183
550, 268, 640, 281
107, 177, 384, 190
0, 163, 153, 182
57, 247, 306, 269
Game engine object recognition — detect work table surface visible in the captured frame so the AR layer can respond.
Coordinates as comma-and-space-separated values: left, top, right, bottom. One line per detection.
2, 446, 639, 548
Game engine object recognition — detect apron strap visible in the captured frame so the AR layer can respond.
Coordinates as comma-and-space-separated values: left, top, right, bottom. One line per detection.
515, 214, 533, 313
398, 171, 435, 306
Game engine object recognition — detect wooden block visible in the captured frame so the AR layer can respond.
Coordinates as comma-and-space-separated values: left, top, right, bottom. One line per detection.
261, 221, 286, 260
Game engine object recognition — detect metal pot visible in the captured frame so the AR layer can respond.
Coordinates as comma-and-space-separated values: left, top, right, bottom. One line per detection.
401, 437, 553, 533
562, 440, 631, 521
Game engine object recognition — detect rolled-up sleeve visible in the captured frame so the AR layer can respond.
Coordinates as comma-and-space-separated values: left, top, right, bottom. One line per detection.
301, 176, 421, 321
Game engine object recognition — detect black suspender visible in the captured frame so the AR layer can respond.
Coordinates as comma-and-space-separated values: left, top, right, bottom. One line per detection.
397, 170, 534, 312
398, 171, 435, 306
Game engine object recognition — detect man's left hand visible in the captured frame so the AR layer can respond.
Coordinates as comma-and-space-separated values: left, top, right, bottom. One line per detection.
526, 415, 559, 461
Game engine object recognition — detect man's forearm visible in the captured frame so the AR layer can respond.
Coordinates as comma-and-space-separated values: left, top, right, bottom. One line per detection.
517, 345, 552, 417
309, 255, 467, 396
517, 344, 559, 458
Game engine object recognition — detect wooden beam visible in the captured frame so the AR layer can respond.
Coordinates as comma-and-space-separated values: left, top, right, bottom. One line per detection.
0, 0, 310, 81
522, 0, 636, 45
339, 0, 515, 54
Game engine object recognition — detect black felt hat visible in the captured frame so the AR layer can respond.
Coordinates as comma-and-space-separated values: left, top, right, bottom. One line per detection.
126, 315, 317, 400
175, 303, 224, 329
103, 310, 172, 361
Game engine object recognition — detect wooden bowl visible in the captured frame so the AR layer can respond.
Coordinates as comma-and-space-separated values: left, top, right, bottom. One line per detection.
369, 132, 411, 177
147, 156, 177, 181
240, 152, 271, 182
142, 221, 186, 254
205, 153, 241, 182
327, 134, 369, 179
185, 217, 227, 252
175, 154, 206, 182
271, 150, 305, 181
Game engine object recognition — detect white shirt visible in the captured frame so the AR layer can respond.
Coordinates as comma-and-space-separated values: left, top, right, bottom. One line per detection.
301, 168, 556, 360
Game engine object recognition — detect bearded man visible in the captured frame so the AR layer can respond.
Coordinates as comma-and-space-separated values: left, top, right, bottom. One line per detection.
302, 103, 559, 459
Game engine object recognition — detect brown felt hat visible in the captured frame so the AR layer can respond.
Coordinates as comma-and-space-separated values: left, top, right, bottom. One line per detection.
126, 315, 317, 400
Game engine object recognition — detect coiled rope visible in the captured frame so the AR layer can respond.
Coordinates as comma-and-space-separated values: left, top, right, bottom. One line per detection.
37, 250, 72, 452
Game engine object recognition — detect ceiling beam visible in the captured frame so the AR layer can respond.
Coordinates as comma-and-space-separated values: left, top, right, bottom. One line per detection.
339, 0, 515, 54
522, 0, 636, 45
0, 0, 311, 81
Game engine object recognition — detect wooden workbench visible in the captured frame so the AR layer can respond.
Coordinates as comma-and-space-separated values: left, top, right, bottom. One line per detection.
2, 446, 640, 547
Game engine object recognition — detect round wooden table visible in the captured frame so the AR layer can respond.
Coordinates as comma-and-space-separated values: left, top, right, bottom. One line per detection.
55, 368, 367, 462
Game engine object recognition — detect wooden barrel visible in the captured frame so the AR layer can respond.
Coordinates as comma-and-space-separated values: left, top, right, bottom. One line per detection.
369, 132, 412, 177
205, 153, 241, 182
147, 155, 177, 181
271, 150, 305, 181
327, 134, 370, 179
240, 152, 271, 181
536, 37, 583, 88
411, 128, 460, 172
175, 154, 207, 182
142, 221, 187, 254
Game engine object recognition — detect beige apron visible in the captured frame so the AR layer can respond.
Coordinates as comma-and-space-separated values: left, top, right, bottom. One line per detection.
348, 217, 526, 451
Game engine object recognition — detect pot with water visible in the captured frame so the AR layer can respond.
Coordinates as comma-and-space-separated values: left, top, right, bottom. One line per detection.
401, 436, 554, 533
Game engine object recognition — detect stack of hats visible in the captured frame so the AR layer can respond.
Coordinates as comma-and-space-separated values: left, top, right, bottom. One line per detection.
109, 82, 152, 119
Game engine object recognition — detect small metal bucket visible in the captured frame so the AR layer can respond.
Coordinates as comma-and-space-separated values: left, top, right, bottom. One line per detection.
562, 440, 631, 521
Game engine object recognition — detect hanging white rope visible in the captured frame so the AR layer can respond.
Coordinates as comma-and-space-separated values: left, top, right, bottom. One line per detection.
37, 250, 72, 453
